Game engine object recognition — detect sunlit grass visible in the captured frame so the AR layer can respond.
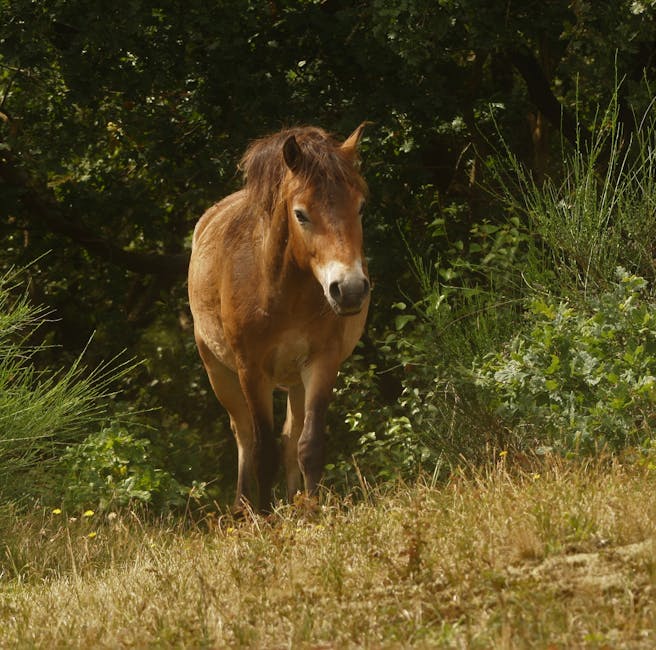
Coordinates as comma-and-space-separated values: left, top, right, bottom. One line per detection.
1, 455, 655, 648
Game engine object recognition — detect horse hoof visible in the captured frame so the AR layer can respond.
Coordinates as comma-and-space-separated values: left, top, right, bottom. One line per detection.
293, 492, 320, 517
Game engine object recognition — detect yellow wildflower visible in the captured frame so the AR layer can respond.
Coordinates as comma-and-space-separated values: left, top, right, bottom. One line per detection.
83, 510, 95, 518
52, 508, 62, 515
87, 531, 97, 539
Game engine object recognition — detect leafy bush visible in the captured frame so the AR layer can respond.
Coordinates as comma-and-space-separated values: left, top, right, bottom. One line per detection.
475, 269, 656, 453
0, 267, 206, 512
60, 422, 206, 511
332, 90, 656, 481
327, 212, 529, 485
327, 356, 432, 487
383, 217, 528, 468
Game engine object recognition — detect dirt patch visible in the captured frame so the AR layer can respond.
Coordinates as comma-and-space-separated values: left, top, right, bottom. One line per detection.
510, 538, 655, 595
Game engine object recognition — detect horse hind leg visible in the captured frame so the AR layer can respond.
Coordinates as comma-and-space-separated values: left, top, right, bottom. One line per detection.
217, 386, 256, 511
282, 384, 305, 502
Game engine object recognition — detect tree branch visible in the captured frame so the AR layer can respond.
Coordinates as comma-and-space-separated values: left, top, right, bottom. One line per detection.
508, 47, 590, 149
0, 147, 189, 278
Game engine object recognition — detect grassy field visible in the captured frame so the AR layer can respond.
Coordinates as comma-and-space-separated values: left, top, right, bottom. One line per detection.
1, 455, 655, 648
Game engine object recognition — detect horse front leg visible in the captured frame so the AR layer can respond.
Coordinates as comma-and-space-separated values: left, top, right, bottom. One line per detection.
195, 339, 255, 511
282, 384, 305, 501
298, 361, 339, 497
237, 367, 278, 513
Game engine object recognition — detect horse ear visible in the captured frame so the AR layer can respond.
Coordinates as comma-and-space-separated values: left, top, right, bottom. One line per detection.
341, 122, 369, 159
283, 135, 303, 172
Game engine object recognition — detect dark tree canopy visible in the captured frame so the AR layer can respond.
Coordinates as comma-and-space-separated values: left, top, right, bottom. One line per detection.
1, 0, 655, 487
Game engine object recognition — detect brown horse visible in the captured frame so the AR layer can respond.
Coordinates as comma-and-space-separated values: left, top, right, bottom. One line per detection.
188, 124, 370, 512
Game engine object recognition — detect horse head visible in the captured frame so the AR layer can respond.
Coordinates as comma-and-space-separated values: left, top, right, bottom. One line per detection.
281, 124, 370, 316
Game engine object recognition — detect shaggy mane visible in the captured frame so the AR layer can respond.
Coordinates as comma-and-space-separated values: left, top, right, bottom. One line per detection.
239, 126, 367, 215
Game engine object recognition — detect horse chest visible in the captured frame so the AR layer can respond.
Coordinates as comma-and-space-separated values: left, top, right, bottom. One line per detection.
268, 332, 311, 385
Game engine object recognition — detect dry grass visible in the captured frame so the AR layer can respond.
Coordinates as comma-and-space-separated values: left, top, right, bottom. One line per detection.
2, 456, 656, 648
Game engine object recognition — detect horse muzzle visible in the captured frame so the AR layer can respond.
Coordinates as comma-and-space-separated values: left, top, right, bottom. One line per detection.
316, 260, 370, 316
327, 273, 370, 316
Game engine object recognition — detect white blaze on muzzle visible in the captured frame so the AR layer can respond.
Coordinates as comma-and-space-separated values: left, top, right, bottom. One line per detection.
315, 260, 370, 315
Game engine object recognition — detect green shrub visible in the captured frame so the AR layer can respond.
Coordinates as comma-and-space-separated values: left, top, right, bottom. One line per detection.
60, 422, 206, 511
0, 267, 204, 512
334, 89, 656, 480
327, 212, 528, 485
328, 357, 433, 487
475, 269, 656, 453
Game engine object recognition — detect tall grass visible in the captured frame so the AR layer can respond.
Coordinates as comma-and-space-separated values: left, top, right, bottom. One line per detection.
494, 90, 656, 295
0, 267, 135, 503
1, 457, 654, 648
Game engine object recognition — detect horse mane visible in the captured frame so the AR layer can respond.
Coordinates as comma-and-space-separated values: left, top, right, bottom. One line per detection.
239, 126, 367, 215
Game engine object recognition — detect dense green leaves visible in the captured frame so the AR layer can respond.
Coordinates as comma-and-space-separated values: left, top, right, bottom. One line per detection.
476, 270, 656, 452
61, 422, 206, 511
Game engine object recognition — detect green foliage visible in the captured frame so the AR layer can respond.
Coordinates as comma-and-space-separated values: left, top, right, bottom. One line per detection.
337, 87, 656, 480
329, 209, 530, 484
60, 422, 206, 511
328, 358, 432, 486
475, 270, 656, 452
388, 215, 528, 461
0, 268, 135, 503
0, 267, 207, 512
129, 311, 233, 501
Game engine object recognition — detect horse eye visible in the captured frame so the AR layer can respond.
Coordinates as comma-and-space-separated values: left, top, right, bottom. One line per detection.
294, 209, 310, 225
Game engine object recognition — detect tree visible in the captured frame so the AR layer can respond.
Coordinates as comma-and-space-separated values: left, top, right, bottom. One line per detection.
1, 0, 655, 493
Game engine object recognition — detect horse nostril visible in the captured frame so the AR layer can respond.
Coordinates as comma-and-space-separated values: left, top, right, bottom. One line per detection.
329, 281, 342, 303
328, 275, 369, 311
